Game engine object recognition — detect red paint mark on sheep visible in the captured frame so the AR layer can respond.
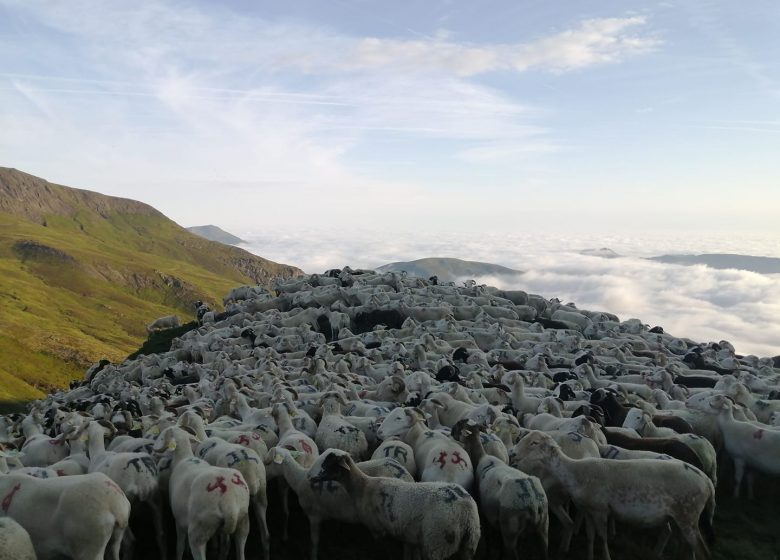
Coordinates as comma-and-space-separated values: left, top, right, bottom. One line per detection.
237, 435, 250, 446
49, 439, 64, 446
231, 473, 247, 489
105, 480, 123, 495
451, 451, 468, 469
2, 482, 22, 512
299, 440, 313, 454
754, 429, 765, 440
207, 476, 228, 495
56, 469, 66, 477
434, 451, 448, 469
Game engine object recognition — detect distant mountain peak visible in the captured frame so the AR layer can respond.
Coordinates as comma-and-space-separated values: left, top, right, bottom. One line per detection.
377, 257, 521, 283
579, 248, 621, 258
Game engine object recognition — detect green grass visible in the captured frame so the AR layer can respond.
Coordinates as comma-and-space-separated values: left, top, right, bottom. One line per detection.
0, 169, 299, 400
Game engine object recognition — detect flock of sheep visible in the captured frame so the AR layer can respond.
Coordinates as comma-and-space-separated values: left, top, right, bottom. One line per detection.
1, 266, 779, 560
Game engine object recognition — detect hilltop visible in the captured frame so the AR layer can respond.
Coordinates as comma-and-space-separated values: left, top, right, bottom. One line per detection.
0, 167, 302, 400
186, 224, 245, 245
377, 257, 521, 282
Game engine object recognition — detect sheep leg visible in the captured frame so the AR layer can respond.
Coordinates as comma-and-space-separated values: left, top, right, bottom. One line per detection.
677, 522, 704, 560
278, 479, 291, 541
188, 529, 209, 560
107, 525, 125, 560
150, 495, 167, 558
733, 458, 745, 498
550, 503, 574, 555
121, 524, 136, 559
537, 513, 550, 560
218, 534, 230, 560
309, 516, 321, 560
584, 514, 596, 560
234, 513, 250, 560
591, 511, 611, 560
653, 522, 672, 557
502, 528, 519, 560
253, 497, 271, 560
175, 525, 187, 560
746, 471, 756, 500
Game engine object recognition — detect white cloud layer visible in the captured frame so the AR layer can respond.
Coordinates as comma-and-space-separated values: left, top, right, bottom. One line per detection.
240, 229, 780, 358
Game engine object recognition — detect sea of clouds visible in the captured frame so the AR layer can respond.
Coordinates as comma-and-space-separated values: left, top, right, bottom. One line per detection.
238, 229, 780, 358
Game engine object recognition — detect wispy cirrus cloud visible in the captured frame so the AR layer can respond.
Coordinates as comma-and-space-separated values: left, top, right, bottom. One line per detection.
336, 16, 659, 76
0, 0, 663, 228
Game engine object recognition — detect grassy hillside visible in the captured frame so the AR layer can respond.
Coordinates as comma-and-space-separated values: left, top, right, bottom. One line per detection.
0, 167, 301, 401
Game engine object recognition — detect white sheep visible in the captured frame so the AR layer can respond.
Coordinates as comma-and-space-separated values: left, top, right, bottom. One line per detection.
312, 449, 481, 560
377, 407, 474, 491
83, 420, 166, 557
265, 447, 413, 560
154, 426, 251, 560
0, 472, 130, 560
0, 517, 36, 560
513, 431, 715, 560
370, 438, 417, 479
146, 314, 181, 332
196, 437, 270, 560
457, 421, 548, 560
315, 392, 368, 460
709, 394, 780, 498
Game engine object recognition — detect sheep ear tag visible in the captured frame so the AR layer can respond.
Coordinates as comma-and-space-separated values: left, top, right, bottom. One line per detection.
273, 453, 284, 464
132, 421, 142, 431
167, 440, 177, 451
150, 426, 161, 436
79, 432, 89, 443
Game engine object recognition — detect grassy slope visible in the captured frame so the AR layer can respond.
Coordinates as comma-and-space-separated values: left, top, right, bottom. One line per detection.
0, 168, 299, 400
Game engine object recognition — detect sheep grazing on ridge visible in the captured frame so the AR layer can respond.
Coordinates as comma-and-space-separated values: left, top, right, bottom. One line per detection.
312, 449, 481, 560
13, 266, 780, 558
146, 314, 181, 333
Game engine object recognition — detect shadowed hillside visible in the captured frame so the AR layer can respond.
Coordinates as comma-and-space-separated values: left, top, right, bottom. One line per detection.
186, 224, 245, 245
0, 167, 302, 400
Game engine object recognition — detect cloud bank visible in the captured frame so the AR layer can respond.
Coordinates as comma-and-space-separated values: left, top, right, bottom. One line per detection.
241, 229, 780, 358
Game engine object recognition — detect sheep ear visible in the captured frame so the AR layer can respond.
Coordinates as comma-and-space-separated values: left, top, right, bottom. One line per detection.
337, 454, 351, 471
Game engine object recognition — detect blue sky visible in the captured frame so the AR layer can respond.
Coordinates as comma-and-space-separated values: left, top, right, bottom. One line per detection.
1, 0, 778, 233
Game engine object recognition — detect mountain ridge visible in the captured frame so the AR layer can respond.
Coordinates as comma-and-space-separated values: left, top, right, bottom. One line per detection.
0, 167, 302, 400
